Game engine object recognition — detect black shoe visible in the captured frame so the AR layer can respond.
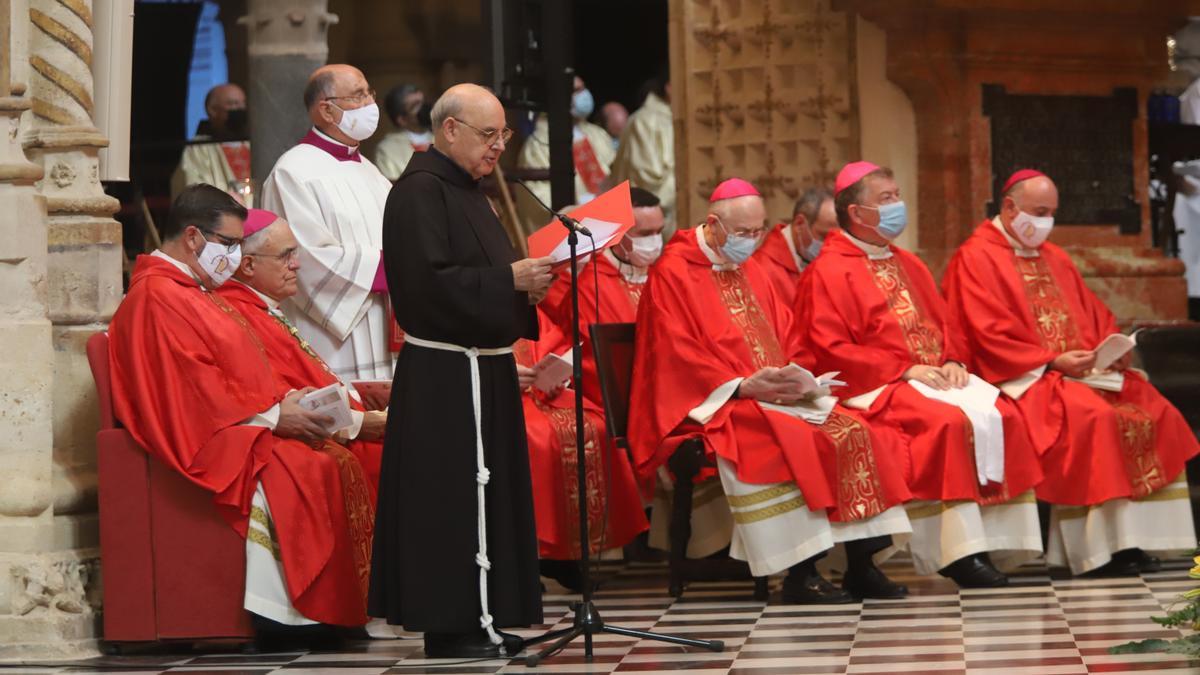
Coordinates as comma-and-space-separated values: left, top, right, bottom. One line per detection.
939, 553, 1009, 588
843, 564, 908, 599
1114, 548, 1162, 573
540, 559, 584, 593
423, 631, 503, 659
1082, 554, 1141, 578
497, 630, 524, 656
782, 571, 856, 604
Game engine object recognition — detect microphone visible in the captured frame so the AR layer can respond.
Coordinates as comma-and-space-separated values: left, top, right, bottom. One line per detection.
513, 179, 593, 236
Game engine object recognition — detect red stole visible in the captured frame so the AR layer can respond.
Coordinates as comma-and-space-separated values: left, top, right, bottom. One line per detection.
797, 230, 966, 398
572, 136, 607, 195
219, 141, 252, 181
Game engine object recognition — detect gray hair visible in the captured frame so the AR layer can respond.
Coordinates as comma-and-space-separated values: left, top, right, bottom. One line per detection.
241, 221, 277, 255
792, 186, 833, 222
303, 70, 338, 110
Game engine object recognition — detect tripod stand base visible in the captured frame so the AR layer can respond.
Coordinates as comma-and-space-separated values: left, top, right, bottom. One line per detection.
521, 600, 724, 667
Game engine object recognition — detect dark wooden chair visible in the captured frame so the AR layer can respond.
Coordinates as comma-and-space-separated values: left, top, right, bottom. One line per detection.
590, 323, 769, 601
1133, 323, 1200, 537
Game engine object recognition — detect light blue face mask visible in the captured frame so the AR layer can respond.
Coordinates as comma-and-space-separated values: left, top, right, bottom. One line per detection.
713, 219, 760, 264
801, 236, 823, 262
862, 200, 908, 240
571, 88, 595, 120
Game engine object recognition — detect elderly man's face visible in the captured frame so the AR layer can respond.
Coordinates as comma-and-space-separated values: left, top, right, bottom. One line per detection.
445, 94, 510, 179
793, 198, 837, 249
238, 222, 301, 301
207, 85, 246, 129
319, 69, 376, 128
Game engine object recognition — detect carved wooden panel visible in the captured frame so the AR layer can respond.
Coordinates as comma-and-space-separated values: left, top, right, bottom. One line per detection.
671, 0, 857, 226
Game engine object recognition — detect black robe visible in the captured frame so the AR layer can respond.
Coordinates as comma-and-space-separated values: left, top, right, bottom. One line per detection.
368, 148, 543, 632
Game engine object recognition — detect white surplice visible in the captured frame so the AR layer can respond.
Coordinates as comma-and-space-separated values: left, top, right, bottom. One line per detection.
262, 128, 395, 382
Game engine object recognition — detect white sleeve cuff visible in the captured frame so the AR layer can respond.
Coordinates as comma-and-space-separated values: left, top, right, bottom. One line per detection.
687, 378, 744, 424
244, 403, 281, 430
999, 364, 1046, 400
841, 385, 886, 411
345, 409, 365, 441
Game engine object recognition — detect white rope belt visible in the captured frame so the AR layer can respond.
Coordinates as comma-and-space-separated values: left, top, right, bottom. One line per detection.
404, 333, 513, 646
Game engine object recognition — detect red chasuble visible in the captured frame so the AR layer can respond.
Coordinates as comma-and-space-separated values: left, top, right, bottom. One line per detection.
754, 223, 805, 309
515, 310, 648, 559
797, 230, 1041, 504
627, 228, 910, 522
545, 253, 646, 407
943, 222, 1200, 505
216, 280, 385, 497
109, 255, 373, 626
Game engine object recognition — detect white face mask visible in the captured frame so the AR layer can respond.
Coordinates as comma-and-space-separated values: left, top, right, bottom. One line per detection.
334, 102, 380, 141
196, 239, 241, 287
1011, 210, 1054, 248
626, 234, 663, 267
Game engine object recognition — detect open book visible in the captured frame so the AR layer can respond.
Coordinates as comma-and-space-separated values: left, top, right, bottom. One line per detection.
1092, 330, 1140, 373
778, 364, 846, 400
298, 382, 355, 435
533, 349, 574, 394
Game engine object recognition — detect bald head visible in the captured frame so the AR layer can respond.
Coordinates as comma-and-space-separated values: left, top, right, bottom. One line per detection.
304, 64, 376, 146
432, 83, 509, 180
204, 83, 245, 137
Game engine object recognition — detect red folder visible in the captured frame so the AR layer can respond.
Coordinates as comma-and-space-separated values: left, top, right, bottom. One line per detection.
526, 181, 636, 261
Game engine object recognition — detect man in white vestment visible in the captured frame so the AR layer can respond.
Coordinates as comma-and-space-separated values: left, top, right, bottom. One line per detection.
374, 84, 432, 181
610, 71, 675, 233
171, 83, 251, 199
262, 64, 395, 382
514, 76, 615, 236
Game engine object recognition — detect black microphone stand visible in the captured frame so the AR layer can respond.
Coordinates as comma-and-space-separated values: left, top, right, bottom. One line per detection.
514, 183, 724, 667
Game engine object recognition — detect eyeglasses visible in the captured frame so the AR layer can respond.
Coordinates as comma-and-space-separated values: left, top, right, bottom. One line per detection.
254, 247, 300, 263
201, 230, 243, 253
451, 117, 514, 146
324, 88, 376, 106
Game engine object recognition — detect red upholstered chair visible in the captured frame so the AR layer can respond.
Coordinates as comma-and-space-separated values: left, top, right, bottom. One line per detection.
88, 332, 254, 645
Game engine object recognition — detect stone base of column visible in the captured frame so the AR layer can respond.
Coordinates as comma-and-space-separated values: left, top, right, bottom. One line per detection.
0, 542, 101, 662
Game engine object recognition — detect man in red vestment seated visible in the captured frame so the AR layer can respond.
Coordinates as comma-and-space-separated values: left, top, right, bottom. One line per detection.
216, 208, 387, 494
629, 178, 915, 604
515, 308, 648, 590
797, 161, 1044, 588
755, 186, 837, 308
943, 169, 1200, 576
547, 187, 665, 407
108, 185, 375, 631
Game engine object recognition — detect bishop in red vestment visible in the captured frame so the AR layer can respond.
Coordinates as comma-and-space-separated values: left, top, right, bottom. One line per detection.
216, 209, 387, 495
798, 162, 1044, 587
754, 186, 837, 308
629, 178, 914, 603
943, 169, 1199, 575
515, 309, 648, 586
108, 186, 374, 628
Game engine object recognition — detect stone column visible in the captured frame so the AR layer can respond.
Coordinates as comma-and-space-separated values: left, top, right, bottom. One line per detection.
0, 0, 101, 660
240, 0, 337, 185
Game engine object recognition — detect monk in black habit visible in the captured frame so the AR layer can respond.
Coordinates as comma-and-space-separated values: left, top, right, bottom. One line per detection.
369, 83, 554, 658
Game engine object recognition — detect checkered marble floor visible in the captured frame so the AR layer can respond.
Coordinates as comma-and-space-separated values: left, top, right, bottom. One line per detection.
10, 556, 1200, 675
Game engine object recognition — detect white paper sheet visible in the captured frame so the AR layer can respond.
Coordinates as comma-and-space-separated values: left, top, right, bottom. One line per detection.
547, 217, 624, 264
